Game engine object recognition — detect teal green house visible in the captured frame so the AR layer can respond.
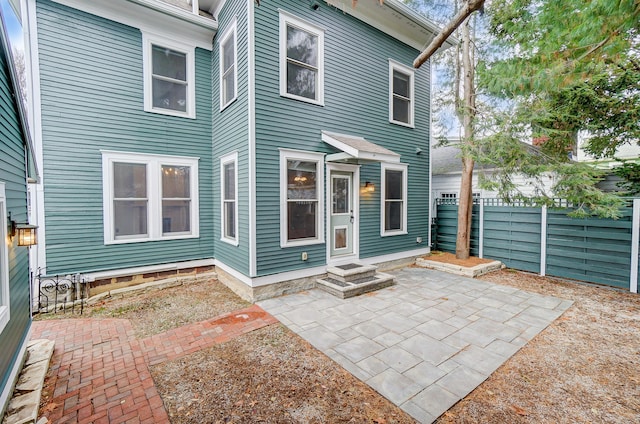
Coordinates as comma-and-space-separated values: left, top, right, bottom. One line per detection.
0, 5, 38, 416
24, 0, 446, 300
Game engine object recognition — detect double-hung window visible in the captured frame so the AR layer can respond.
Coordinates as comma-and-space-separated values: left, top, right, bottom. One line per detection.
381, 163, 408, 236
389, 60, 415, 127
0, 183, 9, 332
279, 11, 324, 105
220, 152, 238, 245
143, 33, 196, 118
219, 19, 238, 110
102, 151, 199, 244
280, 149, 324, 247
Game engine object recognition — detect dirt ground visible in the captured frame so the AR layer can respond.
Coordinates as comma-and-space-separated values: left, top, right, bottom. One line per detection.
35, 266, 640, 423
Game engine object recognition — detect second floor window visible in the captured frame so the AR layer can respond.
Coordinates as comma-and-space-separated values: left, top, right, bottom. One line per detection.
143, 33, 196, 118
389, 60, 415, 127
279, 11, 324, 106
219, 19, 238, 110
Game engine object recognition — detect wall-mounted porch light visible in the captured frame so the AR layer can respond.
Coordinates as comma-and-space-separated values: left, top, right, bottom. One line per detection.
364, 181, 375, 193
8, 213, 38, 247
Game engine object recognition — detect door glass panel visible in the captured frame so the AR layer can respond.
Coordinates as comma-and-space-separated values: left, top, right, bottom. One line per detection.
332, 177, 349, 214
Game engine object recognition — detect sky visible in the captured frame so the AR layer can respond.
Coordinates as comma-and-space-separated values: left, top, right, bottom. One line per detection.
1, 0, 24, 52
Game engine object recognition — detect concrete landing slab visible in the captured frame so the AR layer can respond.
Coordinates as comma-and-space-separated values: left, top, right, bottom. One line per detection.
3, 339, 54, 424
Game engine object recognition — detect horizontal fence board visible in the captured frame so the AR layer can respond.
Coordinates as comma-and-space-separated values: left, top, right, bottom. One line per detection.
435, 200, 636, 291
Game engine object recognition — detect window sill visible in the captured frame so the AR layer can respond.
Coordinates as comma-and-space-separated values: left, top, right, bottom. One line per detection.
105, 233, 200, 245
280, 238, 325, 248
389, 119, 415, 129
280, 92, 324, 107
145, 107, 196, 120
220, 97, 238, 112
381, 230, 408, 237
220, 237, 239, 246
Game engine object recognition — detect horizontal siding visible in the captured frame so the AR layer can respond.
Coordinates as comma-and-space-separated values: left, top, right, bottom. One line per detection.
211, 0, 250, 275
0, 27, 31, 399
37, 0, 214, 275
254, 0, 431, 276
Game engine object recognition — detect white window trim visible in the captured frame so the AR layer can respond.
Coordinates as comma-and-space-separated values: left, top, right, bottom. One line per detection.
219, 17, 238, 111
389, 59, 415, 128
279, 10, 325, 106
381, 162, 408, 237
101, 151, 200, 244
0, 183, 10, 333
279, 149, 325, 248
142, 31, 196, 119
220, 152, 239, 246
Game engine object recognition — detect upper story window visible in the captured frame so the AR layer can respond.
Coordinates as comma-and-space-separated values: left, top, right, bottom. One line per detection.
143, 32, 196, 118
219, 18, 238, 111
0, 183, 9, 333
381, 162, 408, 236
280, 149, 325, 247
279, 11, 324, 106
389, 60, 415, 128
102, 151, 200, 244
220, 152, 238, 245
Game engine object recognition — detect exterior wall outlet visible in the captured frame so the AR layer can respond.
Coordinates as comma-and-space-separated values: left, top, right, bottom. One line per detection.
416, 237, 423, 244
301, 252, 308, 261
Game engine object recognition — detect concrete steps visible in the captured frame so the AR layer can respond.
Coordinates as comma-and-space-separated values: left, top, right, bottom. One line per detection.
317, 263, 394, 299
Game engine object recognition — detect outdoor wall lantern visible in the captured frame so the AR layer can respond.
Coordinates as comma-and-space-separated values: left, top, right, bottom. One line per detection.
364, 181, 375, 193
8, 214, 38, 247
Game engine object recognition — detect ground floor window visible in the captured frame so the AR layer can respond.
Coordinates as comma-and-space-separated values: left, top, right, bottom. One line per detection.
280, 149, 324, 247
101, 151, 199, 244
221, 152, 238, 245
381, 162, 408, 236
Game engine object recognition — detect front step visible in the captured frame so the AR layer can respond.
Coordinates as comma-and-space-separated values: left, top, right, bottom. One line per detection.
317, 263, 395, 299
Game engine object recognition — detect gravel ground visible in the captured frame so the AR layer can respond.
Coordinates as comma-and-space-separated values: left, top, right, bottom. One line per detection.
35, 267, 640, 423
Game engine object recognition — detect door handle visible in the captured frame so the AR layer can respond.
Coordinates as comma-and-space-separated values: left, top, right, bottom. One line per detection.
350, 210, 354, 223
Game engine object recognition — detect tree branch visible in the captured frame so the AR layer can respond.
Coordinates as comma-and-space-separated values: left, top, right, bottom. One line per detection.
413, 0, 485, 69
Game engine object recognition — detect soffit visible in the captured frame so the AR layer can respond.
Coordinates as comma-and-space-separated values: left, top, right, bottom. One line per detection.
323, 0, 455, 53
51, 0, 218, 50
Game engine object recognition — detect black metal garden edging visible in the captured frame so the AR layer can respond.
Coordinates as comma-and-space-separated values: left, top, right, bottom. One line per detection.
32, 269, 89, 315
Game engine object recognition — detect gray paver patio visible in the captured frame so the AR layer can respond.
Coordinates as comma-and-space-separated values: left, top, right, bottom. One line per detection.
257, 267, 572, 423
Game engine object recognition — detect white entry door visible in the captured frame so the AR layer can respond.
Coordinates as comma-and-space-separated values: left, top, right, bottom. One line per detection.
329, 170, 355, 258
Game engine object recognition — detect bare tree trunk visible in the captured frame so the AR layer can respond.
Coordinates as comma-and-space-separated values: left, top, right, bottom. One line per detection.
455, 18, 476, 260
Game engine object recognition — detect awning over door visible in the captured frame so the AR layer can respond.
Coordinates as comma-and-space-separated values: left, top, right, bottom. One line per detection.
322, 131, 401, 164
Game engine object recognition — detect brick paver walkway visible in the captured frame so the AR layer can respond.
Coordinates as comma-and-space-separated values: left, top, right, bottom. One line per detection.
32, 305, 277, 424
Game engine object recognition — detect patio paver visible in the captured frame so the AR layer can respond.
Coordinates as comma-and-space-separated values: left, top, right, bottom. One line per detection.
258, 267, 573, 423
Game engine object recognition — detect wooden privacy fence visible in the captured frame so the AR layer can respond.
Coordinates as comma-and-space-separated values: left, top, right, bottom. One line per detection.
434, 198, 640, 293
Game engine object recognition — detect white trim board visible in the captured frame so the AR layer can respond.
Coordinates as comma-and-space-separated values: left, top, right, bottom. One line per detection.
84, 258, 215, 281
51, 0, 217, 50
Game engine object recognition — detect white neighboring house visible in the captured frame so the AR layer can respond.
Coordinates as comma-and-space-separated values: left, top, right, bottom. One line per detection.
576, 135, 640, 192
430, 141, 555, 217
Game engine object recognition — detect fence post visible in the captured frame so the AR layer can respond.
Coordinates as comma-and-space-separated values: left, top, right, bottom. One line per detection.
479, 199, 484, 258
540, 205, 547, 276
630, 199, 640, 293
